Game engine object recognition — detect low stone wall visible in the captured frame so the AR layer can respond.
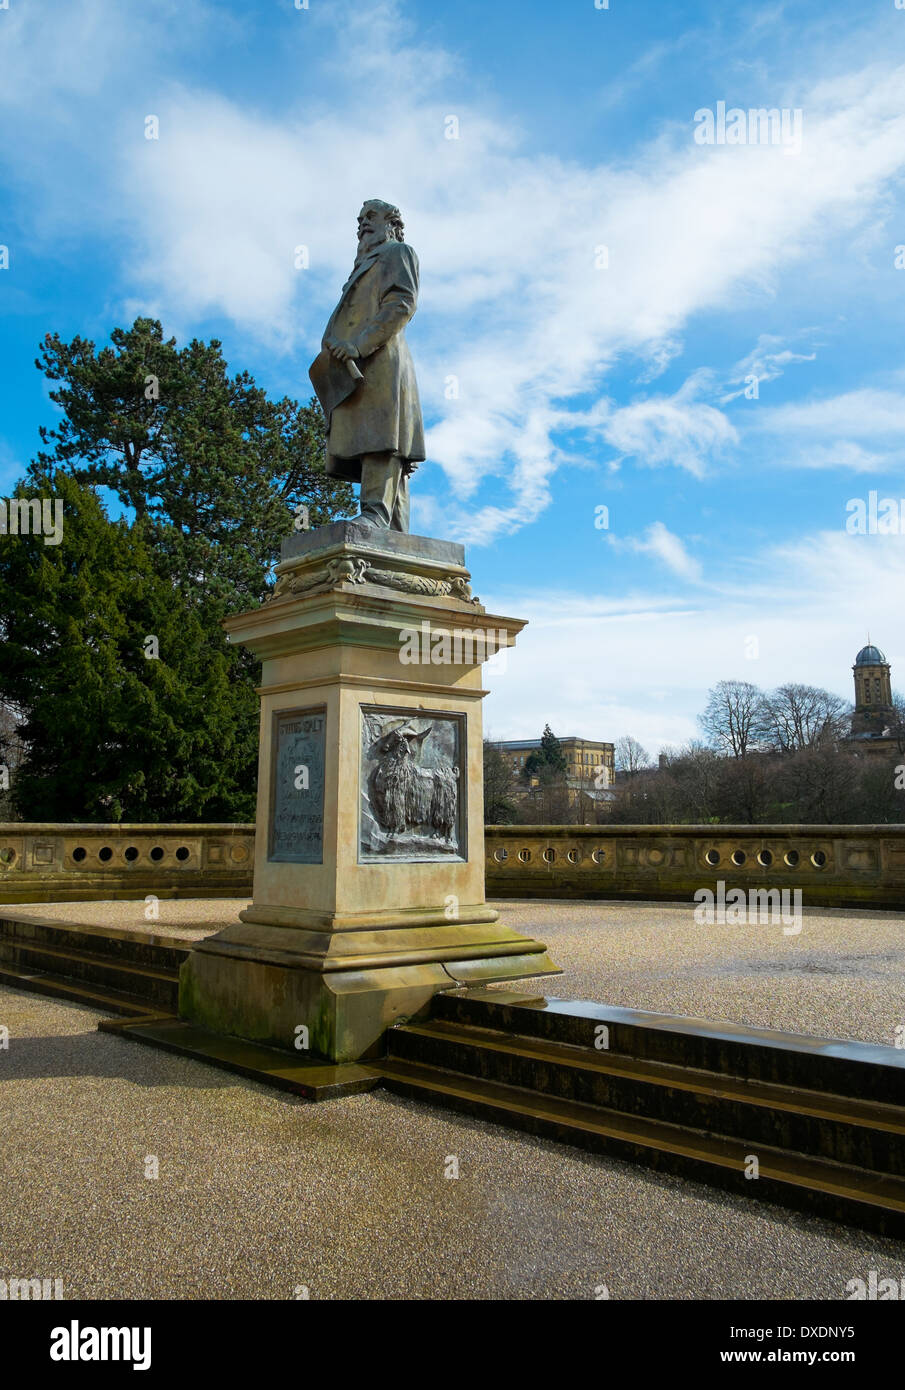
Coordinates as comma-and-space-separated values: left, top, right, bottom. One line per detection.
0, 824, 255, 904
485, 824, 905, 910
4, 822, 905, 910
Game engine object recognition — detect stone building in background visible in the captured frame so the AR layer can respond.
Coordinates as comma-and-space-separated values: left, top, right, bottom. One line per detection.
846, 642, 903, 762
497, 735, 615, 816
850, 643, 895, 737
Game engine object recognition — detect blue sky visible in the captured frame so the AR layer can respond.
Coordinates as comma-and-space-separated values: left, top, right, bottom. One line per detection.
2, 0, 905, 753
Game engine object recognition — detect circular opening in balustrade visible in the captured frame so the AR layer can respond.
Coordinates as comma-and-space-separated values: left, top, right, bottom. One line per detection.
731, 850, 746, 866
493, 848, 508, 863
784, 850, 800, 868
72, 847, 87, 863
567, 849, 580, 864
150, 847, 165, 862
124, 846, 139, 862
757, 849, 773, 867
542, 848, 555, 864
175, 846, 190, 862
518, 848, 531, 863
0, 847, 16, 866
705, 849, 720, 867
811, 849, 827, 869
591, 849, 606, 865
98, 846, 113, 863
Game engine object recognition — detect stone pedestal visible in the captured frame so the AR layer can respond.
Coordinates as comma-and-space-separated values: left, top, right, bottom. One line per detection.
179, 521, 558, 1061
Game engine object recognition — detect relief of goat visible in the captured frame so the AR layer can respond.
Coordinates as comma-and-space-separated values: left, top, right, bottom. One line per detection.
365, 720, 458, 840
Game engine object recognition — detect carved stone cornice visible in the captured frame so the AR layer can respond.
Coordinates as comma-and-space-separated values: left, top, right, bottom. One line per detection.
268, 522, 482, 608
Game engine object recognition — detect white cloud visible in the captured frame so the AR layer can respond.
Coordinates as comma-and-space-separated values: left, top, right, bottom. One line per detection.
751, 388, 905, 472
590, 374, 737, 479
756, 388, 905, 437
608, 521, 703, 583
636, 522, 703, 582
123, 43, 905, 540
721, 333, 818, 404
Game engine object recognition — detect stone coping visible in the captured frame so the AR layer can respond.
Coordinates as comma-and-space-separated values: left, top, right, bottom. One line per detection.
0, 823, 256, 834
281, 521, 465, 568
492, 823, 905, 837
458, 988, 905, 1074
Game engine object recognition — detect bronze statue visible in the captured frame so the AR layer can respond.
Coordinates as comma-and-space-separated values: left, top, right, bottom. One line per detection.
309, 200, 425, 532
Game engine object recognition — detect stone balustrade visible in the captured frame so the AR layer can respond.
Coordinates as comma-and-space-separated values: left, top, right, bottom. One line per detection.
485, 824, 905, 910
0, 824, 256, 904
3, 822, 905, 909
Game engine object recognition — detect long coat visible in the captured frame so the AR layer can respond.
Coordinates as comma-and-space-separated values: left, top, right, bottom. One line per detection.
317, 240, 426, 483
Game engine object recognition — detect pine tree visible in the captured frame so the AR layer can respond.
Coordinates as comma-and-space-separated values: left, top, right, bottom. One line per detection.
524, 723, 568, 779
0, 474, 261, 821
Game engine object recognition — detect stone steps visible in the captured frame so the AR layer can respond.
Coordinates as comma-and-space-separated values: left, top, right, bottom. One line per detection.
0, 966, 163, 1018
381, 989, 905, 1237
0, 912, 187, 1014
430, 989, 905, 1103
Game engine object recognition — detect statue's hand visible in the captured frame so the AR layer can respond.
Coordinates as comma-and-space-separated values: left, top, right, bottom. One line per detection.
329, 339, 360, 363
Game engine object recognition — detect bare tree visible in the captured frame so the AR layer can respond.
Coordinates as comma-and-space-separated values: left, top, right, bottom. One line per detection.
482, 739, 518, 824
662, 741, 722, 821
0, 701, 24, 820
888, 691, 905, 756
699, 680, 765, 759
713, 752, 773, 823
773, 742, 863, 823
614, 735, 651, 777
760, 683, 850, 754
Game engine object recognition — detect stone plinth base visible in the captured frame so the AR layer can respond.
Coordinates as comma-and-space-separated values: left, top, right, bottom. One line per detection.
179, 915, 557, 1061
179, 521, 559, 1062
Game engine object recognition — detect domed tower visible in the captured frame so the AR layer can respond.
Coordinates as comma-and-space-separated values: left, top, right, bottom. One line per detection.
851, 642, 894, 736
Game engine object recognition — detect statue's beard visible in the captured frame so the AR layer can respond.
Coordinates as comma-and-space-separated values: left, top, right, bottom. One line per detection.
356, 228, 388, 262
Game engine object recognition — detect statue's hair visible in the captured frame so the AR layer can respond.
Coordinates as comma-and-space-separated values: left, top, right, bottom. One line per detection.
361, 198, 405, 242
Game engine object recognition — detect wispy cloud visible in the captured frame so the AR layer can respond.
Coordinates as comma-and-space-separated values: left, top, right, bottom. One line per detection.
607, 521, 703, 583
751, 388, 905, 471
721, 332, 818, 404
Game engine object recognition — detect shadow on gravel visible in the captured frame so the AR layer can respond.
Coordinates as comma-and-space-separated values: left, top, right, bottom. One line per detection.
0, 1027, 304, 1100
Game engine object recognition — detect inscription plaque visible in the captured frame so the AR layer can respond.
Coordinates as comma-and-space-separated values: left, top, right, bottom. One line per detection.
268, 706, 326, 863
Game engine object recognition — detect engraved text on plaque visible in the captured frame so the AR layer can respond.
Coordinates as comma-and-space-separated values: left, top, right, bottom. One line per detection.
268, 707, 326, 863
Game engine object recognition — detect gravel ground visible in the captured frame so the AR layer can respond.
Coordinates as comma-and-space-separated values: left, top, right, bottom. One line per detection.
2, 896, 905, 1299
5, 898, 245, 941
2, 985, 905, 1300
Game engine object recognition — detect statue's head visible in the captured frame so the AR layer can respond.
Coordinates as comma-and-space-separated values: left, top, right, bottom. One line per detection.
357, 199, 405, 252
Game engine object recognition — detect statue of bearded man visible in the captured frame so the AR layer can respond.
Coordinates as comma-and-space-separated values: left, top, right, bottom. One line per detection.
309, 199, 426, 532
